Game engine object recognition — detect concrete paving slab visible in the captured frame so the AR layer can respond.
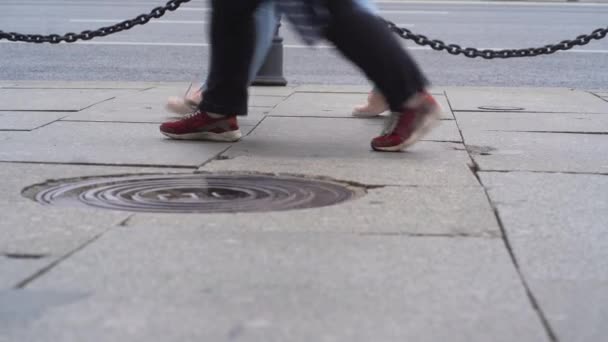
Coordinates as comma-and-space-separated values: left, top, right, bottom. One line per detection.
0, 289, 89, 332
455, 112, 608, 133
249, 86, 296, 97
201, 154, 478, 187
0, 121, 235, 167
0, 111, 67, 131
436, 95, 454, 119
0, 258, 49, 290
294, 85, 445, 95
269, 92, 454, 119
0, 88, 138, 112
446, 87, 608, 114
0, 163, 188, 256
249, 96, 287, 108
12, 231, 546, 342
64, 107, 268, 127
126, 184, 498, 236
154, 84, 290, 98
462, 131, 608, 173
0, 164, 188, 288
591, 91, 608, 97
229, 117, 461, 159
64, 92, 268, 127
294, 84, 372, 93
101, 86, 286, 109
0, 81, 157, 90
479, 172, 608, 342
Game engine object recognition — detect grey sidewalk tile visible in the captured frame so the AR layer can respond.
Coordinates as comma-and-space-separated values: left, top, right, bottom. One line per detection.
294, 84, 372, 93
269, 92, 366, 117
479, 172, 608, 342
65, 108, 267, 127
445, 87, 608, 114
294, 84, 445, 95
0, 81, 157, 89
0, 89, 138, 112
0, 163, 188, 257
11, 231, 547, 342
0, 121, 235, 167
126, 185, 498, 236
0, 164, 189, 288
0, 112, 67, 131
200, 154, 478, 187
99, 86, 287, 109
462, 130, 608, 173
591, 91, 608, 97
0, 258, 49, 290
436, 95, 455, 119
455, 112, 608, 133
65, 96, 268, 127
268, 92, 454, 119
229, 117, 461, 159
0, 165, 135, 287
249, 96, 288, 108
249, 86, 296, 97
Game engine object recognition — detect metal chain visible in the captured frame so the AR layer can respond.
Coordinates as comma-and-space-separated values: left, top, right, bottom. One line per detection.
384, 20, 608, 59
0, 0, 191, 44
0, 0, 606, 59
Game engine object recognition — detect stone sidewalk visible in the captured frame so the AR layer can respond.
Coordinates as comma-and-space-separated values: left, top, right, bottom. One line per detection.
0, 82, 607, 342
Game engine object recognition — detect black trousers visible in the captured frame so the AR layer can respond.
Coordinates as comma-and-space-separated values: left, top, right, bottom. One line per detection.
200, 0, 428, 116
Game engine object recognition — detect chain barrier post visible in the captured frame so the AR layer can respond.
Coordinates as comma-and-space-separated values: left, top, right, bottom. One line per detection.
252, 14, 287, 86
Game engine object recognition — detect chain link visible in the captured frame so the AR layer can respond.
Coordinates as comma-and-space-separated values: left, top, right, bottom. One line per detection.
384, 20, 608, 59
0, 0, 191, 44
0, 0, 606, 60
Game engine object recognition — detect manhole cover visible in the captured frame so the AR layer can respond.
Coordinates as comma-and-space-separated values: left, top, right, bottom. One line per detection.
23, 173, 363, 214
477, 105, 525, 111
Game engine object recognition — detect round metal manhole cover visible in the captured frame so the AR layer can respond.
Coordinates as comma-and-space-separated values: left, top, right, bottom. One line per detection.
22, 173, 364, 214
477, 105, 525, 111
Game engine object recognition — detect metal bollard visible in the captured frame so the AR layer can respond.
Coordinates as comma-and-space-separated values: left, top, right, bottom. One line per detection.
252, 15, 287, 86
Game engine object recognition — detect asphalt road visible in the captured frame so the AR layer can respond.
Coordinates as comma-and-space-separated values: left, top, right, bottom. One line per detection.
1, 0, 607, 88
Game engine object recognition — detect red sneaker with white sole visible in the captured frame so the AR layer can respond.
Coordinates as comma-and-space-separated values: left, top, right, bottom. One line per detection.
371, 92, 441, 152
160, 111, 242, 142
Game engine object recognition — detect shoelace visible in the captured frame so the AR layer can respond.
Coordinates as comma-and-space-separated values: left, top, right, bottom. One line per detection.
183, 111, 202, 119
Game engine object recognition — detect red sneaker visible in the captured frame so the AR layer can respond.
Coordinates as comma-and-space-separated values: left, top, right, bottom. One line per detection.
159, 111, 242, 142
371, 92, 441, 152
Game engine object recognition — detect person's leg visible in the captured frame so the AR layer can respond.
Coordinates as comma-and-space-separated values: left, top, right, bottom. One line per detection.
160, 0, 261, 141
199, 0, 260, 116
324, 0, 440, 151
347, 0, 390, 117
248, 0, 278, 83
325, 0, 426, 111
165, 0, 277, 115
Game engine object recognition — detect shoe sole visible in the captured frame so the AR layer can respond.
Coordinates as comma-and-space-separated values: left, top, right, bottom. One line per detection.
372, 105, 442, 152
161, 130, 242, 142
352, 109, 387, 118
